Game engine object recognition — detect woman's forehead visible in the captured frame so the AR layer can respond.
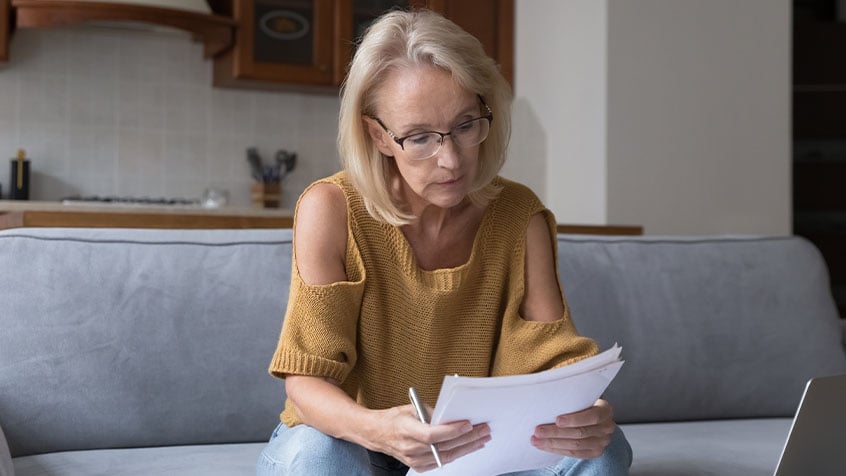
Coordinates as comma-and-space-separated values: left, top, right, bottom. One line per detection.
375, 66, 476, 125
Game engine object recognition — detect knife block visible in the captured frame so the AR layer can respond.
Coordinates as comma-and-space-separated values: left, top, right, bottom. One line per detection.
251, 182, 280, 208
9, 158, 30, 200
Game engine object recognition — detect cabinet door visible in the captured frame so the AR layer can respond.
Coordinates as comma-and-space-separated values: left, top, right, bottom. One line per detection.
214, 0, 513, 91
1, 0, 9, 62
334, 0, 415, 85
338, 0, 514, 87
215, 0, 336, 89
427, 0, 513, 86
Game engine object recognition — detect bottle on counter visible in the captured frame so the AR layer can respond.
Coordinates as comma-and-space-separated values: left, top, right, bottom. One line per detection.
10, 149, 30, 200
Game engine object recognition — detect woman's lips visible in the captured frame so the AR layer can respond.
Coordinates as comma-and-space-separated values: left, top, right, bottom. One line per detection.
437, 176, 462, 186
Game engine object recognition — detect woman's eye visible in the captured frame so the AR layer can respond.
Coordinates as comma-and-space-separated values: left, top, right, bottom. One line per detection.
408, 134, 433, 146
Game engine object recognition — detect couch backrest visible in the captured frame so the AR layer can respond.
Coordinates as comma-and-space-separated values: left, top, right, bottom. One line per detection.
557, 235, 846, 423
0, 228, 291, 457
4, 229, 846, 456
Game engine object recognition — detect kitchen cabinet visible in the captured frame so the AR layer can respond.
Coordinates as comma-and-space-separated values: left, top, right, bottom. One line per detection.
2, 0, 236, 61
1, 0, 9, 62
213, 0, 513, 92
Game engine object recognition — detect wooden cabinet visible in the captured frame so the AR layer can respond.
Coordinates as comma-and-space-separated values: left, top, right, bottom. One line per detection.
213, 0, 513, 92
426, 0, 513, 87
214, 0, 337, 91
3, 1, 236, 60
1, 0, 9, 62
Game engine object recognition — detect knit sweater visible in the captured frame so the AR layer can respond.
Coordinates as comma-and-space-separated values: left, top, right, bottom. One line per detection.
269, 172, 598, 427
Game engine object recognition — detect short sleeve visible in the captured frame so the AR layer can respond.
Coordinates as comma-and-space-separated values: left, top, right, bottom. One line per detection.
268, 266, 365, 384
491, 306, 599, 376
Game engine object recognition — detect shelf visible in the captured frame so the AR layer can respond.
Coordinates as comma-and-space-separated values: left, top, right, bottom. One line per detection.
10, 0, 237, 58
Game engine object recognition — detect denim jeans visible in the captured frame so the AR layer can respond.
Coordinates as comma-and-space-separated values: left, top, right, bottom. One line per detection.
256, 422, 632, 476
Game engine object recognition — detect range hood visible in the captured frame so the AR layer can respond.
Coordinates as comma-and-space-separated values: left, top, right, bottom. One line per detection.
1, 0, 236, 60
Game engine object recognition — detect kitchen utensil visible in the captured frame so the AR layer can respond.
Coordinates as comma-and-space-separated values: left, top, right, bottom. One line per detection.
246, 147, 264, 181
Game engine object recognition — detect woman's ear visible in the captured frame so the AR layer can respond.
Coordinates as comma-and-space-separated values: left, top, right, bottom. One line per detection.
362, 115, 395, 157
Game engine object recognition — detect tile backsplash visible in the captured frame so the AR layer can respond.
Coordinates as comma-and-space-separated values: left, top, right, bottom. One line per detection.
0, 25, 342, 207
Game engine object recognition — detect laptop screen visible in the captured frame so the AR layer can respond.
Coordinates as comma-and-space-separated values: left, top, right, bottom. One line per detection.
774, 374, 846, 476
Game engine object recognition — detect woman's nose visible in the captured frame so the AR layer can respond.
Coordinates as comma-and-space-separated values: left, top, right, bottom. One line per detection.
435, 137, 461, 170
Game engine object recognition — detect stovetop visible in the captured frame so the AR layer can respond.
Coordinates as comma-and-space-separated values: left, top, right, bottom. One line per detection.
61, 195, 201, 208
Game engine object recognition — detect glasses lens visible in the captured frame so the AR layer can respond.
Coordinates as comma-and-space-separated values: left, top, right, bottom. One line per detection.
452, 117, 490, 148
404, 132, 442, 160
402, 117, 491, 160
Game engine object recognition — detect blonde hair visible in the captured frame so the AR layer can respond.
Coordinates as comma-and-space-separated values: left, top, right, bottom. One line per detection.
338, 9, 512, 226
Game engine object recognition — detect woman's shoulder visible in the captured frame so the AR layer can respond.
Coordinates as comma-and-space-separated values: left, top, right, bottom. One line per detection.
294, 177, 349, 285
491, 176, 545, 214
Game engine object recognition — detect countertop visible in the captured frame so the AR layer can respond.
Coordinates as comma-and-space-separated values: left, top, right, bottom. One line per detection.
0, 200, 294, 229
0, 201, 642, 235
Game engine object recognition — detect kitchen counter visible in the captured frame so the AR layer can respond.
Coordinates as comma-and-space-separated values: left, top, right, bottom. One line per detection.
0, 200, 294, 229
0, 200, 642, 234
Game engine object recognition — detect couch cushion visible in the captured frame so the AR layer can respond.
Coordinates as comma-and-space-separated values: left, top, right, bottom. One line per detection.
0, 228, 291, 457
621, 418, 791, 476
558, 235, 846, 423
12, 443, 263, 476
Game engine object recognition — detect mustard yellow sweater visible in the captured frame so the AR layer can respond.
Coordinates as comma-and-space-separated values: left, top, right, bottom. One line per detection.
269, 172, 598, 426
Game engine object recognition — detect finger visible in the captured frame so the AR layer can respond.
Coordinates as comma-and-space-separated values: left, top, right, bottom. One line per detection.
435, 423, 490, 452
417, 419, 474, 444
438, 428, 492, 465
554, 400, 614, 428
405, 428, 490, 474
534, 420, 615, 440
530, 434, 611, 459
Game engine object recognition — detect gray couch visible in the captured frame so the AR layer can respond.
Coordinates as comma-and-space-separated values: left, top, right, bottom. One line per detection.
1, 227, 844, 476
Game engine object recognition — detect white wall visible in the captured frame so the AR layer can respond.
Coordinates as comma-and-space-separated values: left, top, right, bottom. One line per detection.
511, 0, 792, 235
508, 0, 608, 225
606, 0, 792, 235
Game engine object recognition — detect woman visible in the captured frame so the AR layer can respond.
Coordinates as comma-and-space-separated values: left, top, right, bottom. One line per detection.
258, 9, 632, 476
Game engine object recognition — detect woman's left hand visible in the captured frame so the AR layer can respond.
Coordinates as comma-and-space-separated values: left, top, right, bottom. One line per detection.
530, 399, 616, 459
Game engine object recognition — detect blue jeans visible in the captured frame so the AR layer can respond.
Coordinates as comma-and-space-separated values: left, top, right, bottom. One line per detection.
256, 422, 632, 476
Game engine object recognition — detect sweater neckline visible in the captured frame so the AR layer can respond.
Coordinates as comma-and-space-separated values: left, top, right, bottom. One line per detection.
390, 197, 495, 288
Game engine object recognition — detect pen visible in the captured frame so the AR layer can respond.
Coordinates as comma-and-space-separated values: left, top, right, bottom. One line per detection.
408, 387, 443, 468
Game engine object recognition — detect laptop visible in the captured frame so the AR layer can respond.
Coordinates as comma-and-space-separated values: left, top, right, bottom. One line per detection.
773, 374, 846, 476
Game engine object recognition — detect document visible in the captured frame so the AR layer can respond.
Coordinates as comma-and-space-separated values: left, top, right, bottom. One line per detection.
407, 345, 624, 476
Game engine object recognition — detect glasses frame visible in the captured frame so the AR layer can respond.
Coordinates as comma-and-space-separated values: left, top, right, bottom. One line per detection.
371, 97, 494, 160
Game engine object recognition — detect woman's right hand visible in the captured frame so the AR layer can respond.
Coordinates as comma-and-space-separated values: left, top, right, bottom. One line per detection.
370, 404, 491, 472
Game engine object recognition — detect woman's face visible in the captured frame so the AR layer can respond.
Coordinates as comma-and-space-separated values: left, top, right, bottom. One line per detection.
365, 65, 482, 211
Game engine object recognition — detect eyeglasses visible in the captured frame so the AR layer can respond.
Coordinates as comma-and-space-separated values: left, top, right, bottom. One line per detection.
372, 101, 493, 161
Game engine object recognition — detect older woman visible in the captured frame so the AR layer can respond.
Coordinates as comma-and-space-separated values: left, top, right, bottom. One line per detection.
257, 9, 632, 476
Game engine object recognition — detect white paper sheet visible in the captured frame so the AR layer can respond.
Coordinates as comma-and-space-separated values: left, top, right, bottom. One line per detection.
407, 345, 623, 476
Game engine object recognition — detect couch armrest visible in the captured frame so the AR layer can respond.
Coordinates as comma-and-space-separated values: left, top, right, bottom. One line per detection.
0, 420, 13, 476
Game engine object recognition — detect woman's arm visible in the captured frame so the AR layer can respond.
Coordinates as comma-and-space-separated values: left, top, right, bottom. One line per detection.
520, 212, 617, 458
520, 212, 566, 323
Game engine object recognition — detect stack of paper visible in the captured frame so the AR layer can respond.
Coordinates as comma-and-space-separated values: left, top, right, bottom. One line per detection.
407, 345, 624, 476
